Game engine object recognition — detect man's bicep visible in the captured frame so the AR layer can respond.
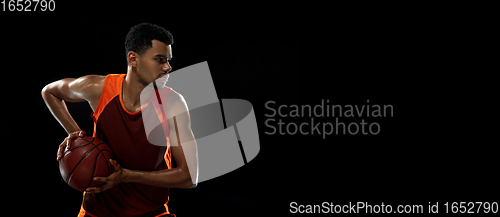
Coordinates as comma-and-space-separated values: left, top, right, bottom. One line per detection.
168, 116, 199, 185
44, 75, 103, 103
43, 78, 81, 102
168, 107, 195, 146
167, 93, 194, 144
167, 93, 199, 184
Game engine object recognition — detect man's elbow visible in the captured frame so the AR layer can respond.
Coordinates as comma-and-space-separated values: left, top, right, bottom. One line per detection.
41, 85, 49, 99
183, 175, 197, 189
181, 169, 197, 188
179, 179, 196, 189
41, 83, 58, 101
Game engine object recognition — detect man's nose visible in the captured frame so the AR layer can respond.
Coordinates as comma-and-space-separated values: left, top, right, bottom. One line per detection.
163, 62, 172, 73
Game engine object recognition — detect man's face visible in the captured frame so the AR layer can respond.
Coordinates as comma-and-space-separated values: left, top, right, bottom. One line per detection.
137, 40, 173, 88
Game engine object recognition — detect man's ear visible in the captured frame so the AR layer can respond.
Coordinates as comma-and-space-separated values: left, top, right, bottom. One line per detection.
127, 51, 139, 67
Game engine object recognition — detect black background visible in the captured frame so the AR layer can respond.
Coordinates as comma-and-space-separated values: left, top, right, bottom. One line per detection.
1, 2, 497, 216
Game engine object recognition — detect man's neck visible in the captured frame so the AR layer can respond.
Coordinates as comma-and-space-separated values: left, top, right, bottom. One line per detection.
122, 69, 151, 113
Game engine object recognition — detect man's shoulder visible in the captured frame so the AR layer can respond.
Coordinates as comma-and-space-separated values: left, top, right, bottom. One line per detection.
165, 88, 188, 116
74, 75, 106, 107
165, 87, 186, 104
166, 88, 182, 102
77, 74, 106, 88
83, 74, 107, 80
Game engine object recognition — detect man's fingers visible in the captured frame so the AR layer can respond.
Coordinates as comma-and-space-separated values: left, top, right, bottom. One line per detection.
57, 139, 67, 161
87, 178, 112, 193
59, 139, 67, 147
65, 140, 71, 151
66, 131, 84, 148
86, 177, 109, 193
86, 160, 122, 193
72, 130, 86, 138
57, 149, 63, 161
57, 131, 86, 161
93, 177, 107, 182
66, 134, 74, 147
86, 187, 103, 193
110, 159, 121, 171
57, 143, 63, 161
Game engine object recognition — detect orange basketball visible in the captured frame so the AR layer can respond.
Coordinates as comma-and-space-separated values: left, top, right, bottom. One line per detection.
59, 136, 114, 191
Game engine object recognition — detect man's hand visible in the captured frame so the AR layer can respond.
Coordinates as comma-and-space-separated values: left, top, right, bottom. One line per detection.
86, 159, 129, 194
57, 130, 86, 161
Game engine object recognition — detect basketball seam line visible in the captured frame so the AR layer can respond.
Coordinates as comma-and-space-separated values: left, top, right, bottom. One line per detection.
80, 137, 95, 144
101, 150, 114, 175
88, 143, 99, 189
62, 137, 95, 159
86, 142, 112, 189
62, 143, 92, 159
66, 144, 100, 185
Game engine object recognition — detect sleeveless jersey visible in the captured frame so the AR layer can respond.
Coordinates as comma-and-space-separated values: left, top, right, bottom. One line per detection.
79, 74, 173, 217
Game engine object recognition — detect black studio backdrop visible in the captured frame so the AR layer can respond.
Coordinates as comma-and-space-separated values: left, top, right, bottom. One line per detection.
2, 3, 497, 216
2, 6, 299, 216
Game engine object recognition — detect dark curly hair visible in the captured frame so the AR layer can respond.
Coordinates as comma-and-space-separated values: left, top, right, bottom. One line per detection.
124, 23, 174, 56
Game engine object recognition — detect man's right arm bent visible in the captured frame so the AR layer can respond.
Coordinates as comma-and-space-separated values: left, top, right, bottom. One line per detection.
41, 75, 105, 161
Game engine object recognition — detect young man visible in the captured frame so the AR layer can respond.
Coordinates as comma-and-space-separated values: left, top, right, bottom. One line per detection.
42, 23, 198, 217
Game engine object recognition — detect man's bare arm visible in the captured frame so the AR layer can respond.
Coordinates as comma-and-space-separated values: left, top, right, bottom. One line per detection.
41, 75, 104, 160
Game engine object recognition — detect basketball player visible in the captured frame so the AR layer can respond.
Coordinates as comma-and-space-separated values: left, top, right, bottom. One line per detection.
42, 23, 198, 217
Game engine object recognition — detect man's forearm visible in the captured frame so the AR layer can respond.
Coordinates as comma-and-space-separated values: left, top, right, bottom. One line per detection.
41, 87, 82, 134
124, 167, 195, 189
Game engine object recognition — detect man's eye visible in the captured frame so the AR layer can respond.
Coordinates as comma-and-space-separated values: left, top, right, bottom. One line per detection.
156, 58, 171, 63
